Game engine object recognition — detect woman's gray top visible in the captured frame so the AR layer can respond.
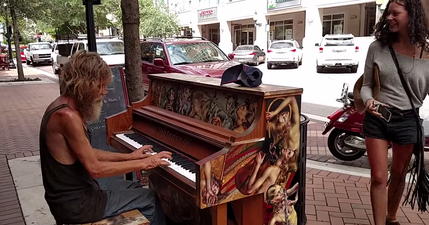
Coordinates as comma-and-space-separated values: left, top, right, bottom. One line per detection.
361, 40, 429, 110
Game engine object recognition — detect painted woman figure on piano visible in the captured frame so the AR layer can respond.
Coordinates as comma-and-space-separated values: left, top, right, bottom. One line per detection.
265, 183, 299, 225
245, 141, 298, 195
264, 96, 301, 164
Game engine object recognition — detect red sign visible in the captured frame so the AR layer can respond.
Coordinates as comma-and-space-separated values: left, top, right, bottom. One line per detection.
198, 8, 217, 20
200, 10, 213, 17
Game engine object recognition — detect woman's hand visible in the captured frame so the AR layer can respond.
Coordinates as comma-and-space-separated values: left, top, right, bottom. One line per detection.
266, 112, 275, 121
255, 151, 266, 165
365, 98, 385, 117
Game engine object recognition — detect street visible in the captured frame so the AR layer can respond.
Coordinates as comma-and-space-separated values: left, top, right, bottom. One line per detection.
29, 57, 429, 121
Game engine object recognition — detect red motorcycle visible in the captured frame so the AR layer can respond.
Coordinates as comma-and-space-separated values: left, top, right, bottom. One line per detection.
322, 84, 429, 161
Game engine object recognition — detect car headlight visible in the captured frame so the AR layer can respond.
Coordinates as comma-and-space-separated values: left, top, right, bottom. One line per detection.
33, 54, 39, 58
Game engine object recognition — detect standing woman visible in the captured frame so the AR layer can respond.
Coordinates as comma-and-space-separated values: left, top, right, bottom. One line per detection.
360, 0, 429, 224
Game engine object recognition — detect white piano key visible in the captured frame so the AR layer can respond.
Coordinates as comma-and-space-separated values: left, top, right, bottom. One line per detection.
116, 134, 196, 183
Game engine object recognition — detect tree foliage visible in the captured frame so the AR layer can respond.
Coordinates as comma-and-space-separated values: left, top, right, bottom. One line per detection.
2, 0, 181, 40
140, 0, 181, 37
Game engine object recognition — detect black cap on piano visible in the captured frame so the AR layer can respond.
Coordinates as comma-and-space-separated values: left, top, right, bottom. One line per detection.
220, 64, 263, 88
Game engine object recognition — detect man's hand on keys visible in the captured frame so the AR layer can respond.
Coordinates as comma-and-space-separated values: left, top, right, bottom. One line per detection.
142, 151, 172, 169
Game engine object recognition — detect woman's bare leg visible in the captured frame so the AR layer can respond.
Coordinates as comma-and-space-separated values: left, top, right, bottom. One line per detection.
387, 143, 413, 222
366, 137, 389, 225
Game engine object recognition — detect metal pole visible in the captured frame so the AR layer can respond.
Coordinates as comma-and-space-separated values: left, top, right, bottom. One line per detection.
4, 6, 15, 69
84, 0, 97, 52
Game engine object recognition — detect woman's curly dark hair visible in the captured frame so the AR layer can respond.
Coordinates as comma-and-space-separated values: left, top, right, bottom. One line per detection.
374, 0, 429, 51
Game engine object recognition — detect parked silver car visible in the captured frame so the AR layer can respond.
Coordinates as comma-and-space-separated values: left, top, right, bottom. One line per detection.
229, 45, 266, 66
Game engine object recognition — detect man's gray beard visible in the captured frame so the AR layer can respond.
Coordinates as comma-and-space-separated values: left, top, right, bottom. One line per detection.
79, 99, 103, 122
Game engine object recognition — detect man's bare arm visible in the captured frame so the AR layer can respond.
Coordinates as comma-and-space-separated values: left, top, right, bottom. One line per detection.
59, 112, 171, 178
93, 149, 134, 162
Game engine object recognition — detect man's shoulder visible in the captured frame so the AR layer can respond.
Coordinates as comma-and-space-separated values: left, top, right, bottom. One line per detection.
49, 106, 81, 127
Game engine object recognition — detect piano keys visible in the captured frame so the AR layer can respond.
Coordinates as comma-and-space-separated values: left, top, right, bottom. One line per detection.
106, 73, 303, 225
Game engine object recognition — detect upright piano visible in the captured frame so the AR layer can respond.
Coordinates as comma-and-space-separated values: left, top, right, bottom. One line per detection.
106, 73, 303, 225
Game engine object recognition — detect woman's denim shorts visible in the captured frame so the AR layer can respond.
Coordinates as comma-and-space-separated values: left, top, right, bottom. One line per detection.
362, 108, 419, 145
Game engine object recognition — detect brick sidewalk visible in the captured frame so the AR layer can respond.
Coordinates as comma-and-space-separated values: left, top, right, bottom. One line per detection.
0, 80, 58, 225
0, 80, 428, 225
306, 169, 428, 225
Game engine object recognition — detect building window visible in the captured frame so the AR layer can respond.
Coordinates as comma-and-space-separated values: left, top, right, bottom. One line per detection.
169, 0, 191, 12
199, 0, 219, 7
323, 14, 345, 36
269, 19, 293, 41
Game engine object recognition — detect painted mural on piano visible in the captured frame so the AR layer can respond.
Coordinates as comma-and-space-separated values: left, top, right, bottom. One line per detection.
199, 95, 301, 225
150, 80, 259, 133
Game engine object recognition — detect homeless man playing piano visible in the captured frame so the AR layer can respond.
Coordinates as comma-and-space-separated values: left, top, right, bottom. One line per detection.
39, 50, 171, 225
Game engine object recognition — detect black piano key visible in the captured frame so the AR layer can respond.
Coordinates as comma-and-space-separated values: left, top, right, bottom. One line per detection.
123, 133, 195, 173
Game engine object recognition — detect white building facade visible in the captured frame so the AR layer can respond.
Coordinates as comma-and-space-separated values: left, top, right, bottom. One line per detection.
166, 0, 429, 54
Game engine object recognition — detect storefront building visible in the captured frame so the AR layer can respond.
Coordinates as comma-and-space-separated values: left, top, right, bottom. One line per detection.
166, 0, 400, 54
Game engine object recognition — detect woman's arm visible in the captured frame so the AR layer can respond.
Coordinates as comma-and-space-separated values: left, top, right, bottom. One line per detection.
247, 152, 267, 193
360, 41, 377, 105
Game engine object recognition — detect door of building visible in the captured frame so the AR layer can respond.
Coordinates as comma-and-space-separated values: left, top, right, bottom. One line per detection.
365, 3, 376, 36
210, 28, 219, 45
235, 27, 255, 47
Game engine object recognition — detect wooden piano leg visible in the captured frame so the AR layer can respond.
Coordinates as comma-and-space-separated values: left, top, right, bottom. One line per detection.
211, 203, 227, 225
230, 194, 263, 225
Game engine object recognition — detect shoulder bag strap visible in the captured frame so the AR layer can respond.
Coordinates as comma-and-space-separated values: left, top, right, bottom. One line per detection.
387, 44, 419, 117
388, 43, 429, 213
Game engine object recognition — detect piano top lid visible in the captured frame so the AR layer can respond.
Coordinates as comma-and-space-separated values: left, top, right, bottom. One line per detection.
148, 73, 303, 97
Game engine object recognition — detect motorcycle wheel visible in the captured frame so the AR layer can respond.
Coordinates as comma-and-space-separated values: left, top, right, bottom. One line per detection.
327, 128, 366, 161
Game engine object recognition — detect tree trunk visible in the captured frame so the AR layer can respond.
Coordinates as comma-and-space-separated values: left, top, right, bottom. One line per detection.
121, 0, 144, 102
10, 7, 24, 80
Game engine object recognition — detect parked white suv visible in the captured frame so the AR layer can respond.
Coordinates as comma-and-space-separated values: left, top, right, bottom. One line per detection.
316, 34, 359, 73
266, 40, 303, 69
25, 42, 52, 66
67, 39, 125, 67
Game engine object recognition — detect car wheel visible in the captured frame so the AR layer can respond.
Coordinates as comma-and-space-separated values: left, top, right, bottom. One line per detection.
26, 60, 30, 65
293, 63, 298, 68
317, 66, 324, 73
267, 63, 272, 69
351, 65, 358, 73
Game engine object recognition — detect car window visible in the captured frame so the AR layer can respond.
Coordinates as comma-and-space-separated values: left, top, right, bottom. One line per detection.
140, 43, 165, 63
236, 46, 253, 51
71, 43, 79, 55
166, 42, 229, 65
270, 42, 293, 49
295, 42, 300, 49
30, 44, 51, 51
322, 37, 354, 46
78, 43, 85, 51
96, 41, 124, 55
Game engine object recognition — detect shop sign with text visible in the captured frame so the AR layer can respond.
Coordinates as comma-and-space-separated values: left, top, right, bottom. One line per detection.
268, 0, 301, 10
198, 7, 217, 21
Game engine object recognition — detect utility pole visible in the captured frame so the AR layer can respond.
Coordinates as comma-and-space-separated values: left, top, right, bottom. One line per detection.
83, 0, 101, 52
4, 3, 15, 69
